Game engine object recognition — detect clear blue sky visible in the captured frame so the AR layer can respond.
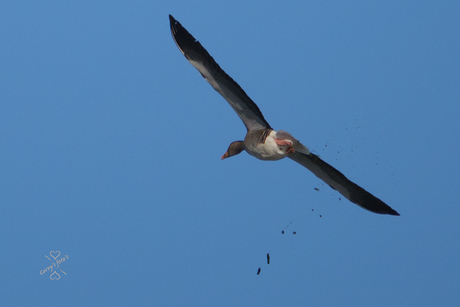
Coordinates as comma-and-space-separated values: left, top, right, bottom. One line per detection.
1, 1, 459, 306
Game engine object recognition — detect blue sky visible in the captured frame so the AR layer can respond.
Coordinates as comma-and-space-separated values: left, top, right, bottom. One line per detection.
1, 1, 459, 306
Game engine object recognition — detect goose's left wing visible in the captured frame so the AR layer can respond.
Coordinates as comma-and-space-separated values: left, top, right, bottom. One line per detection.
288, 152, 399, 215
169, 15, 271, 131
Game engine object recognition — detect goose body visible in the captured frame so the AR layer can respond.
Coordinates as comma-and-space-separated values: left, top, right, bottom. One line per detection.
169, 15, 399, 216
241, 130, 303, 161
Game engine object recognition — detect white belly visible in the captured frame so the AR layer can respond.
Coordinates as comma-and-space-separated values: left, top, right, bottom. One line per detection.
245, 130, 289, 161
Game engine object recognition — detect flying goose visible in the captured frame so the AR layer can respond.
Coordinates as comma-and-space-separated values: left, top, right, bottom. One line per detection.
169, 15, 399, 216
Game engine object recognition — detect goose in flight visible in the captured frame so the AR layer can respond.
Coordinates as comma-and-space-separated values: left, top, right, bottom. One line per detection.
169, 15, 399, 216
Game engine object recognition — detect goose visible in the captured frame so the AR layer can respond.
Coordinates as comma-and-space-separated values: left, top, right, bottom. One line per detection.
169, 15, 399, 216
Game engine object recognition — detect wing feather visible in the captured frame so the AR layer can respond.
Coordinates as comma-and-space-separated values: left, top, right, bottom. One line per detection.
289, 152, 399, 215
169, 15, 270, 131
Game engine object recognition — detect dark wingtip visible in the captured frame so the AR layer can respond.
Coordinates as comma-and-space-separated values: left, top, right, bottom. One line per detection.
169, 15, 177, 30
376, 202, 400, 216
376, 205, 399, 216
371, 204, 400, 216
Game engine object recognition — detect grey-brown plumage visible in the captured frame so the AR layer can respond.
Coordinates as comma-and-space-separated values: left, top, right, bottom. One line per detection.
169, 15, 270, 132
169, 15, 399, 216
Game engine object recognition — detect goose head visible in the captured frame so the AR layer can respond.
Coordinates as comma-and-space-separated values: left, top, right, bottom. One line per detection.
221, 141, 244, 160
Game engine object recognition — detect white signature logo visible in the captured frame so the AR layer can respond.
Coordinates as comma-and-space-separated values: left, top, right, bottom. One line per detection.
40, 251, 69, 280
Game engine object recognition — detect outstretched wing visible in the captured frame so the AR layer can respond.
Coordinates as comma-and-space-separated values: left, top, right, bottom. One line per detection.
169, 15, 271, 131
288, 152, 399, 215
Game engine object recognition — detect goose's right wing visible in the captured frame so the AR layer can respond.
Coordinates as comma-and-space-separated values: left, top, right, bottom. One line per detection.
289, 152, 399, 215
